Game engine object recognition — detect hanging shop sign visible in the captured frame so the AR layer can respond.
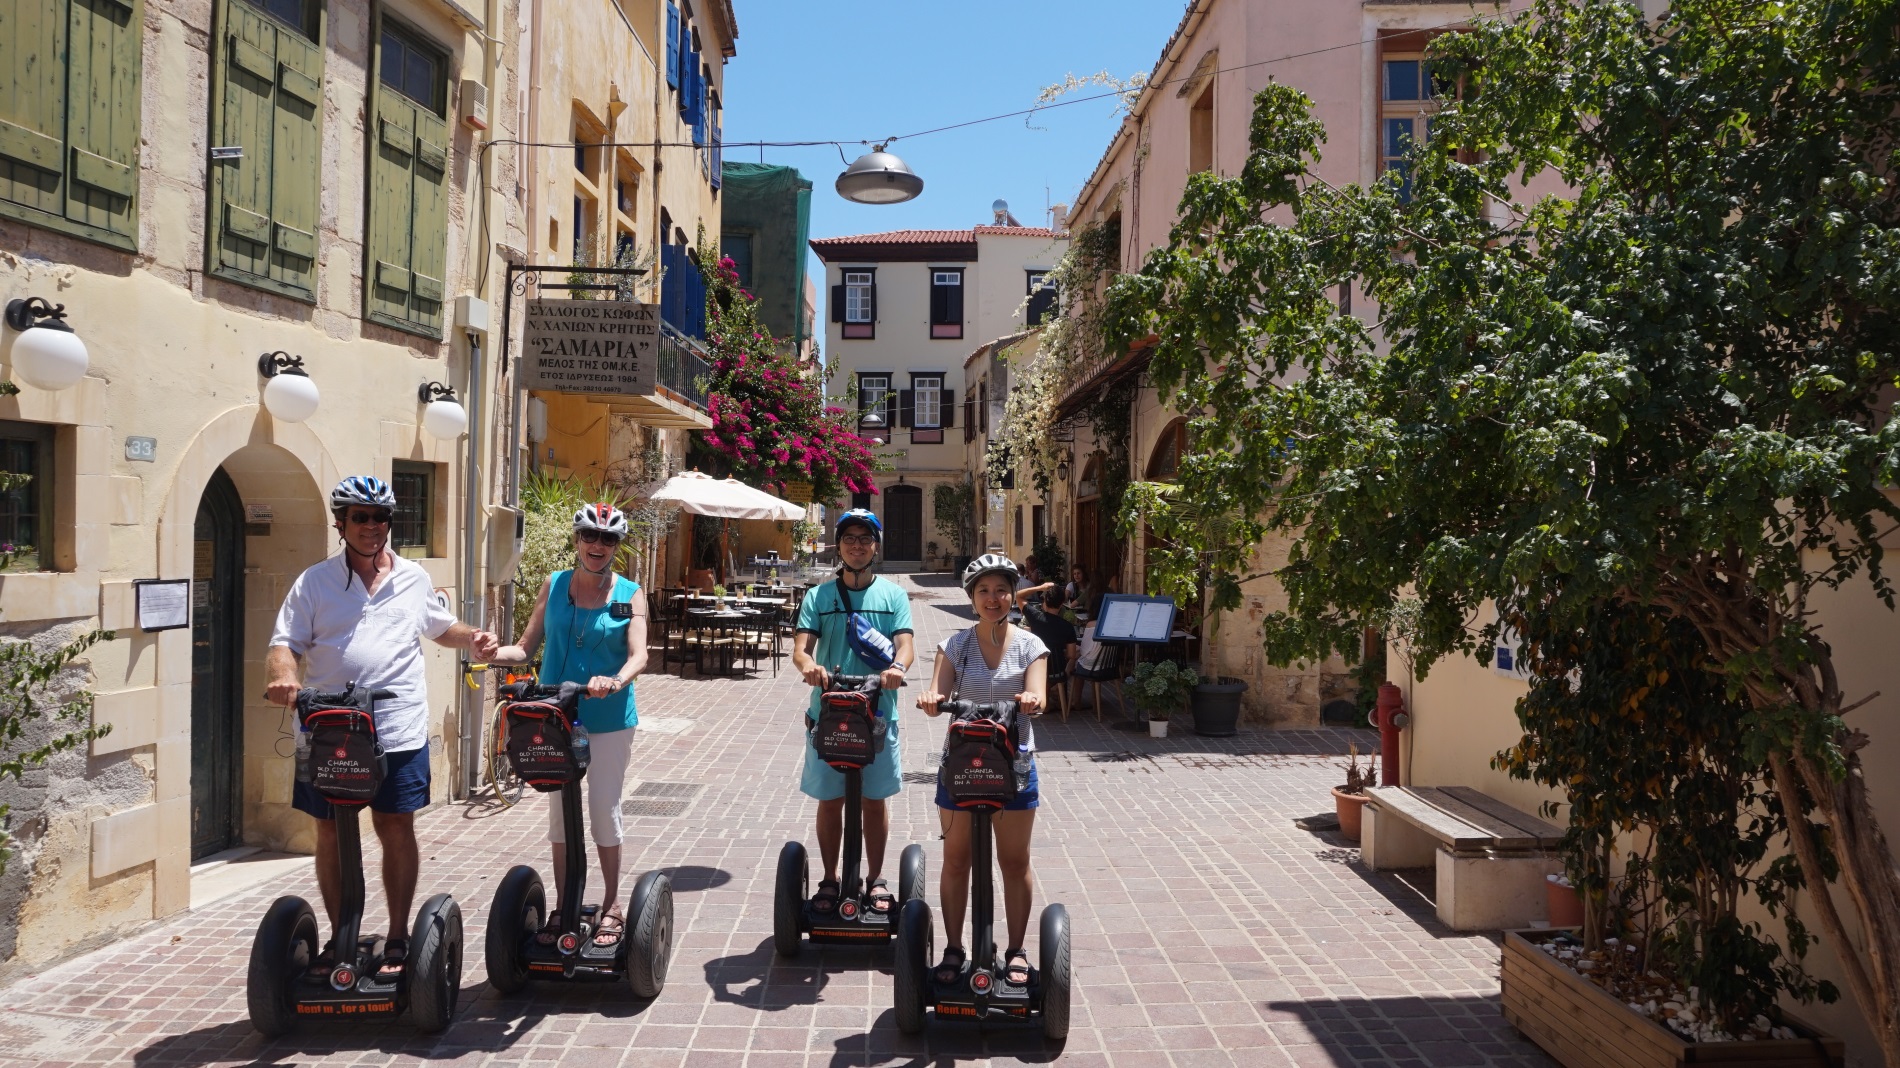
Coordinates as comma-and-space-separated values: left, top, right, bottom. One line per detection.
520, 299, 659, 397
780, 481, 813, 504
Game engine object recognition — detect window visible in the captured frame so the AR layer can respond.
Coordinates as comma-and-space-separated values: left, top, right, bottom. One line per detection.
836, 270, 875, 339
617, 176, 637, 216
364, 17, 451, 337
851, 490, 873, 511
391, 461, 435, 559
381, 24, 446, 112
572, 193, 599, 262
1188, 81, 1215, 174
1026, 271, 1057, 326
722, 233, 754, 287
1147, 419, 1189, 482
978, 379, 988, 433
858, 374, 890, 427
1381, 54, 1441, 203
930, 269, 964, 339
0, 0, 142, 251
0, 423, 52, 573
208, 0, 322, 298
907, 374, 946, 445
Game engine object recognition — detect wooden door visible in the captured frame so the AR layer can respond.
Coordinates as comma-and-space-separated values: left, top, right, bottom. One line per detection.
884, 484, 923, 562
190, 468, 245, 859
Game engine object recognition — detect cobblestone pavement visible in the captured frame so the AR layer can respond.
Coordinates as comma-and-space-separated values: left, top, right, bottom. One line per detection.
0, 574, 1555, 1067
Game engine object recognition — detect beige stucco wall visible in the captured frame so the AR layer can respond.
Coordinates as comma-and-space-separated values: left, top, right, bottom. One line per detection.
0, 0, 527, 978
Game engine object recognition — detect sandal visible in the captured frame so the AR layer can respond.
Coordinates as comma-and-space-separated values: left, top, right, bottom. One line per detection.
306, 938, 338, 977
1004, 948, 1031, 987
864, 878, 895, 915
934, 945, 967, 985
376, 937, 408, 980
535, 911, 562, 945
810, 878, 841, 915
593, 905, 625, 947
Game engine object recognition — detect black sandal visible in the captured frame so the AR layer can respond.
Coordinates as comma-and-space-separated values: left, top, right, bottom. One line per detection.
376, 937, 408, 980
810, 878, 841, 915
306, 939, 338, 977
536, 911, 562, 945
1004, 948, 1031, 986
864, 878, 895, 915
934, 945, 967, 985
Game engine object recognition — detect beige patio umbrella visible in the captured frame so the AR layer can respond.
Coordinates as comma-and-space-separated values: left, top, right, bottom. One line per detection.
640, 471, 804, 582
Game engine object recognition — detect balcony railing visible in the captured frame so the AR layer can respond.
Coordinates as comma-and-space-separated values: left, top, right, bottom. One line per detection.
658, 323, 712, 412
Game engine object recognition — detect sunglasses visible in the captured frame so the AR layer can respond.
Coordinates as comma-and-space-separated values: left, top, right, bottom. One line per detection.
578, 530, 622, 545
838, 535, 878, 548
346, 510, 393, 526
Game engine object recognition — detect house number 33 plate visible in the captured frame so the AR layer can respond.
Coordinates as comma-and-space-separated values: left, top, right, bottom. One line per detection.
124, 436, 157, 462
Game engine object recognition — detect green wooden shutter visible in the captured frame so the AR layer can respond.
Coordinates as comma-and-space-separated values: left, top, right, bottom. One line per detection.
406, 106, 449, 333
0, 0, 68, 221
64, 0, 140, 241
364, 25, 448, 339
210, 0, 320, 299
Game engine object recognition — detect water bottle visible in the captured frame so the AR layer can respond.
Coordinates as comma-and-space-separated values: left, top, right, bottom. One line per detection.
1013, 743, 1032, 779
294, 727, 313, 784
571, 723, 591, 772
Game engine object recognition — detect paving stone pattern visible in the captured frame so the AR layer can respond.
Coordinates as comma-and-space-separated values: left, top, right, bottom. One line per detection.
0, 574, 1556, 1067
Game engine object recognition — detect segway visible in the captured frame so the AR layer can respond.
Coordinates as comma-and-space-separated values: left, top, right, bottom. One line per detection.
246, 684, 464, 1036
893, 698, 1071, 1039
774, 674, 926, 955
484, 681, 673, 997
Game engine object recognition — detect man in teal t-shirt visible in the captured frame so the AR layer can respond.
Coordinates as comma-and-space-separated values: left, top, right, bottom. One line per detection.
791, 508, 915, 920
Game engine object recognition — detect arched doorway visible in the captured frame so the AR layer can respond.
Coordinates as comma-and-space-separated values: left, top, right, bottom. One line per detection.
884, 484, 923, 563
1073, 456, 1101, 598
1142, 419, 1189, 593
190, 468, 245, 858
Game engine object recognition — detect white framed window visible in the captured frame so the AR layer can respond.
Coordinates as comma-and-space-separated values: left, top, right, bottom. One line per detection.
1381, 54, 1441, 203
845, 271, 874, 322
858, 374, 890, 414
932, 271, 961, 287
912, 375, 942, 428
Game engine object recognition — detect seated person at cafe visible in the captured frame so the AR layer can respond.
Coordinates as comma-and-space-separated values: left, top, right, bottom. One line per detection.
1014, 582, 1081, 704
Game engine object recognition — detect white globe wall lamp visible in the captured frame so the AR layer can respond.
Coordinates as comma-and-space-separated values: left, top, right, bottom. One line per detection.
257, 350, 320, 423
3, 297, 90, 391
418, 381, 468, 440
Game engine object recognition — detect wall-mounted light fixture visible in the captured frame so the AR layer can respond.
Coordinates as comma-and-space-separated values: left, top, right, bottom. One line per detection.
257, 351, 319, 423
3, 297, 90, 391
418, 381, 469, 440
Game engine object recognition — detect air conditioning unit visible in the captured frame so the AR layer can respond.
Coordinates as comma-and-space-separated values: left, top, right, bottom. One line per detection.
460, 79, 488, 131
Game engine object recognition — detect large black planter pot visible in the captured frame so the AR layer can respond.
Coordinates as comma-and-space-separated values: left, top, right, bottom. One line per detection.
1191, 678, 1248, 736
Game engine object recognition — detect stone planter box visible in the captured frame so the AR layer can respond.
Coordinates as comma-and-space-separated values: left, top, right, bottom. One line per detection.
1501, 930, 1844, 1068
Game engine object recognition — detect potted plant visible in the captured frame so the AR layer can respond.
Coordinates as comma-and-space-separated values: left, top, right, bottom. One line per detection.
1128, 660, 1197, 738
711, 583, 727, 607
1332, 743, 1377, 841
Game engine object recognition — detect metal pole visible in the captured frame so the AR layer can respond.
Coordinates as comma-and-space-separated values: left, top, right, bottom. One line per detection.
459, 328, 487, 797
499, 262, 523, 645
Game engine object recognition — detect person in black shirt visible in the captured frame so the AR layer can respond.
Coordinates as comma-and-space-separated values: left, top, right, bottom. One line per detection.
1014, 582, 1080, 710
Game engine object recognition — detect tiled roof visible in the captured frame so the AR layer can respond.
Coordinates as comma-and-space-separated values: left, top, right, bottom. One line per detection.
811, 226, 1066, 263
810, 229, 976, 247
974, 226, 1065, 238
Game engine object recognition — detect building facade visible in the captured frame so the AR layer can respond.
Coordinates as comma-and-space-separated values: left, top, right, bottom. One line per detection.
811, 220, 1064, 569
0, 0, 529, 976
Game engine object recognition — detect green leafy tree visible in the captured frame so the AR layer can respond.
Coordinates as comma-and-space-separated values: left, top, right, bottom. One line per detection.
1103, 0, 1900, 1054
1, 628, 113, 874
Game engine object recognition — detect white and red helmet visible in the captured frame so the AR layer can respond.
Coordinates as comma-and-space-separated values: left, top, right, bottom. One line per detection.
573, 502, 629, 538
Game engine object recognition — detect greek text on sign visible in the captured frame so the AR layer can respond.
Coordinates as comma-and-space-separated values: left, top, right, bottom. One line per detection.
521, 299, 659, 397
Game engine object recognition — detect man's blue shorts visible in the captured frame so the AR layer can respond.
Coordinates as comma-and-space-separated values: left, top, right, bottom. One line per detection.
935, 760, 1040, 811
799, 720, 902, 801
294, 743, 432, 819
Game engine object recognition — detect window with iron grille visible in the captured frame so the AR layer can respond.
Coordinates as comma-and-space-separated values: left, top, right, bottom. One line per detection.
391, 460, 434, 558
0, 422, 52, 573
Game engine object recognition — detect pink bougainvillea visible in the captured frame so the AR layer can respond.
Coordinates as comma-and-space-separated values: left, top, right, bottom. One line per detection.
696, 249, 878, 503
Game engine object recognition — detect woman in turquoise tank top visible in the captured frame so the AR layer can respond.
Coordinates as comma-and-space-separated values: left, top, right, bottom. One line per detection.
494, 503, 647, 948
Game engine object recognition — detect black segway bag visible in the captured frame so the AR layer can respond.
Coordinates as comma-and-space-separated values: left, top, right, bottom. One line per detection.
940, 702, 1022, 810
300, 687, 387, 805
810, 679, 887, 771
504, 692, 588, 792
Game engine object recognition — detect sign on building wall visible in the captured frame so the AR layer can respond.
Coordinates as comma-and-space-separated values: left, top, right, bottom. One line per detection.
521, 299, 659, 396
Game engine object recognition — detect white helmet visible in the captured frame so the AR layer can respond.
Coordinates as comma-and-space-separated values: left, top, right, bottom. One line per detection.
573, 502, 629, 538
961, 552, 1020, 595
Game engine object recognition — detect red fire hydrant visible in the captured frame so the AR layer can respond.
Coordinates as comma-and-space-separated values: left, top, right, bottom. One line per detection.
1375, 682, 1408, 787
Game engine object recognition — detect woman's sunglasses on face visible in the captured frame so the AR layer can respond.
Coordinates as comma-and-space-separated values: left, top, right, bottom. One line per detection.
347, 510, 393, 526
578, 530, 622, 545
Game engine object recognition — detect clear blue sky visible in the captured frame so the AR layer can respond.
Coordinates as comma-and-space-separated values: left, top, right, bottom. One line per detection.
719, 0, 1188, 340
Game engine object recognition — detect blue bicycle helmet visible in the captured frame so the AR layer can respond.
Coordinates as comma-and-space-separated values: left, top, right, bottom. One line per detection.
835, 508, 882, 541
330, 475, 396, 513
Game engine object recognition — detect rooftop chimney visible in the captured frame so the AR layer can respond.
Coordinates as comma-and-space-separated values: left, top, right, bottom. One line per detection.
1050, 202, 1069, 232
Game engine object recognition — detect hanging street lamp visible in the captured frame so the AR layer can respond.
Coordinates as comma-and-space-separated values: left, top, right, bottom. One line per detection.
835, 143, 924, 205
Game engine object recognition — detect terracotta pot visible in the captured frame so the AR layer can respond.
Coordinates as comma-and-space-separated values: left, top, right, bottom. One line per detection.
1333, 787, 1370, 841
1546, 878, 1585, 929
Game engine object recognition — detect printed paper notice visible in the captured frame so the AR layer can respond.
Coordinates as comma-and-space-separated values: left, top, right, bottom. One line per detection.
1134, 603, 1175, 642
1099, 600, 1140, 641
135, 579, 191, 631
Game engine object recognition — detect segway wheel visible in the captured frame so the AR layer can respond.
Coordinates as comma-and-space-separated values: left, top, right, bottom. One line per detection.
626, 869, 674, 998
485, 865, 545, 995
408, 893, 464, 1033
773, 841, 808, 958
1038, 903, 1072, 1041
246, 895, 316, 1038
896, 842, 926, 906
892, 898, 933, 1035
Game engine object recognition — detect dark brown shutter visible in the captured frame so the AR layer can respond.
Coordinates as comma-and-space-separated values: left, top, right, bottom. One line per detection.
868, 280, 877, 321
941, 389, 955, 428
929, 280, 948, 324
948, 277, 964, 323
898, 389, 914, 428
831, 284, 844, 322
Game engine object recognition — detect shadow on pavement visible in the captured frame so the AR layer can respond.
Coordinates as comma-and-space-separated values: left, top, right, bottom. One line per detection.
818, 1005, 1065, 1066
704, 935, 889, 1010
1262, 994, 1546, 1065
663, 864, 732, 892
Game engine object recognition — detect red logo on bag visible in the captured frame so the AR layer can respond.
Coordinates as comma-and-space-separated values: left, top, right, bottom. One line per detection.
533, 735, 544, 745
334, 747, 347, 759
972, 757, 983, 767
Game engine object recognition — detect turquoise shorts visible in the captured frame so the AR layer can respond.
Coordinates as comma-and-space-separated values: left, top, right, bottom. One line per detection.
798, 716, 903, 801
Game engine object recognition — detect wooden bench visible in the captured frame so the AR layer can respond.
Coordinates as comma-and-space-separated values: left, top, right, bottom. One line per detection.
1363, 785, 1564, 931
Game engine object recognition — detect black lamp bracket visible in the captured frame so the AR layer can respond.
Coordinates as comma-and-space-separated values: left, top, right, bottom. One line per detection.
419, 380, 459, 404
258, 351, 308, 378
5, 297, 72, 333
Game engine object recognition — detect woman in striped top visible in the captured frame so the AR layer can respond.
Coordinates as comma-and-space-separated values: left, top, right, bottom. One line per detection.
917, 553, 1049, 989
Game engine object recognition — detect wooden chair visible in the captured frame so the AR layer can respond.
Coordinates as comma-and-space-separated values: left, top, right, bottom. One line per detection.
654, 588, 694, 676
1046, 644, 1075, 721
1069, 643, 1126, 721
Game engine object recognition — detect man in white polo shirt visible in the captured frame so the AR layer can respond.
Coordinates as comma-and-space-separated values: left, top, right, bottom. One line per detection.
265, 475, 500, 980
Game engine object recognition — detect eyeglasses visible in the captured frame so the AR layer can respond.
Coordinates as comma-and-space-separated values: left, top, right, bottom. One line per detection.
577, 530, 622, 545
839, 535, 878, 548
347, 510, 393, 526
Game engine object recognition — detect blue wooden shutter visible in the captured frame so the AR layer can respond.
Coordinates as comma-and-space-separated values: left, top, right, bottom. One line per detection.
664, 3, 679, 90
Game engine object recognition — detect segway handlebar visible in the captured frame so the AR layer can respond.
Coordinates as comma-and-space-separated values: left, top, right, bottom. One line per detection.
937, 698, 1019, 720
498, 679, 587, 707
295, 683, 398, 714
